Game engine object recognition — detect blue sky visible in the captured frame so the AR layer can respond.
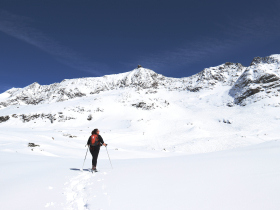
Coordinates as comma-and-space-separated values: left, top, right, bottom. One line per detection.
1, 0, 280, 92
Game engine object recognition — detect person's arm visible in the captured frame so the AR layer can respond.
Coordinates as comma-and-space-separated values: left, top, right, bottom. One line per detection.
99, 135, 107, 146
87, 136, 91, 146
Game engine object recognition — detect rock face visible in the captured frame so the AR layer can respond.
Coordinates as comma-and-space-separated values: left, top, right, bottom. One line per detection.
1, 54, 280, 108
8, 113, 75, 123
0, 116, 9, 123
229, 55, 280, 105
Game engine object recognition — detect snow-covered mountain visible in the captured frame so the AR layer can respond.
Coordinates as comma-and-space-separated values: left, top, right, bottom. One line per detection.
0, 62, 245, 107
2, 54, 280, 210
0, 54, 280, 155
1, 54, 280, 108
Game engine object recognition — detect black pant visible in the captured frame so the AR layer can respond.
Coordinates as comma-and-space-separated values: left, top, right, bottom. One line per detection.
89, 145, 100, 167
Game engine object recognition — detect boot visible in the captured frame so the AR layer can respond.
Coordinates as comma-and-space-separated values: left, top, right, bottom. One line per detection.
92, 166, 98, 172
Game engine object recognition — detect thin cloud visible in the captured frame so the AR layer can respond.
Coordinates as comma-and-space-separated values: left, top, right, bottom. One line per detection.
130, 38, 235, 70
0, 10, 107, 75
223, 13, 280, 41
129, 11, 280, 71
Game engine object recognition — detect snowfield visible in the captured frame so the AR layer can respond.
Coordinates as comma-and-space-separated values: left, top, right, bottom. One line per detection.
2, 141, 280, 210
1, 55, 280, 209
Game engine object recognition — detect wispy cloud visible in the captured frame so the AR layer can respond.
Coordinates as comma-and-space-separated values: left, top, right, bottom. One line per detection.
129, 9, 280, 71
0, 10, 107, 75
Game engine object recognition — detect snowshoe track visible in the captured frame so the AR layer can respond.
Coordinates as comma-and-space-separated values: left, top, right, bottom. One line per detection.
64, 170, 111, 210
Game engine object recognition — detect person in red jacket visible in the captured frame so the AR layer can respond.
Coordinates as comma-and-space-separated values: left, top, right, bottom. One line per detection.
87, 129, 107, 172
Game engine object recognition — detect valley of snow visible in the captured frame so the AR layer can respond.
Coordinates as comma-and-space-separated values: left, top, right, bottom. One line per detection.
1, 55, 280, 210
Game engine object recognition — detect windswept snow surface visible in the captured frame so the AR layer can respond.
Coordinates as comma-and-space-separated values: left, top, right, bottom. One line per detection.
1, 55, 280, 209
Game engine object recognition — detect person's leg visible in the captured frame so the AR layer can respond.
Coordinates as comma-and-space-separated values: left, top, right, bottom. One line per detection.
92, 150, 97, 168
91, 146, 100, 168
89, 146, 95, 169
94, 146, 100, 167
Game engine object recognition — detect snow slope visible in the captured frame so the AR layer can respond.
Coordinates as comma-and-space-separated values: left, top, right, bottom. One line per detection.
1, 54, 280, 209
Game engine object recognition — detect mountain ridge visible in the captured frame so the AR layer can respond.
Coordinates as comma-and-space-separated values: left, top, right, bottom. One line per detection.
0, 54, 280, 155
1, 54, 280, 108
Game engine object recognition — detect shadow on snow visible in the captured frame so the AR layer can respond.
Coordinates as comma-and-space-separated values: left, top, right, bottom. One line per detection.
70, 168, 90, 171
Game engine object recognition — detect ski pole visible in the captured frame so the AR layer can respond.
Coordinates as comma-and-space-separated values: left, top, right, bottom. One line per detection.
81, 146, 89, 171
105, 146, 113, 169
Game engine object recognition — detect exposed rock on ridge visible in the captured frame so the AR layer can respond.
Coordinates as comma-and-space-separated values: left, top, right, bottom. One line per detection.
230, 55, 280, 105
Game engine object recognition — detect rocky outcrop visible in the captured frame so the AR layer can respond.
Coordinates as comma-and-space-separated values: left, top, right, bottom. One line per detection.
132, 102, 155, 110
7, 113, 76, 123
0, 116, 10, 123
229, 55, 280, 105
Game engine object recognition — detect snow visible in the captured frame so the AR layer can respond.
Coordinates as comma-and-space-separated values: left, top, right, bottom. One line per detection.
1, 55, 280, 209
1, 141, 280, 210
0, 92, 10, 101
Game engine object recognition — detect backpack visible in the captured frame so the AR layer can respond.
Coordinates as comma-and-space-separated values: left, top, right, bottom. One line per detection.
90, 134, 99, 146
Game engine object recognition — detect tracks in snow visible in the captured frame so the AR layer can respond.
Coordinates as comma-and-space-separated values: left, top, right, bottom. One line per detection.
64, 170, 111, 210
